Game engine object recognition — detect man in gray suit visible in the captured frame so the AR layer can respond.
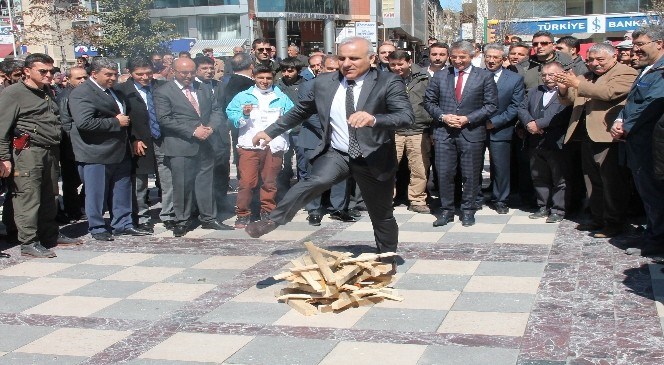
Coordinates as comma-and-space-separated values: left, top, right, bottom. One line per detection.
424, 40, 498, 227
246, 37, 414, 269
70, 57, 150, 240
153, 57, 232, 237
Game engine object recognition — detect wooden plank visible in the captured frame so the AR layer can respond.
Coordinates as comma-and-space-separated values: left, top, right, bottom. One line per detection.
305, 242, 336, 284
334, 265, 362, 287
287, 299, 318, 316
286, 252, 398, 273
330, 292, 354, 310
355, 261, 380, 277
292, 258, 324, 292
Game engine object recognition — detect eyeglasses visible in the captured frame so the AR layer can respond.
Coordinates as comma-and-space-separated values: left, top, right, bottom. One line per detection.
35, 69, 55, 75
532, 41, 552, 47
256, 48, 270, 53
175, 71, 195, 75
633, 40, 655, 49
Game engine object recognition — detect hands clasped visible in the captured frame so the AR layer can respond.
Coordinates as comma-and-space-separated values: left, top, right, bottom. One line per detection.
194, 125, 213, 140
443, 114, 469, 128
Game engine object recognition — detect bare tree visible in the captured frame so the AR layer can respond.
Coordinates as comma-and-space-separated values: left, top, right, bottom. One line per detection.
489, 0, 521, 43
20, 0, 100, 68
646, 0, 664, 25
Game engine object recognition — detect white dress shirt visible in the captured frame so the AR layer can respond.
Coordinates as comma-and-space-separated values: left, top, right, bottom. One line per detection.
329, 72, 368, 153
173, 80, 199, 104
543, 86, 557, 106
91, 78, 124, 114
493, 68, 503, 84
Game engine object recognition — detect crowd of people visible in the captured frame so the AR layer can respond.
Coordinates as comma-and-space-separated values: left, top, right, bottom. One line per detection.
0, 25, 663, 261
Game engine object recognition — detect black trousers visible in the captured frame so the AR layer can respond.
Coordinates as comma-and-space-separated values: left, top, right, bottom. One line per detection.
435, 135, 484, 212
270, 148, 398, 254
529, 148, 566, 215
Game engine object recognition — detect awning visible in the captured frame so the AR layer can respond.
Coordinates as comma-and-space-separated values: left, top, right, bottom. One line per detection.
189, 39, 247, 57
0, 44, 15, 59
168, 38, 196, 54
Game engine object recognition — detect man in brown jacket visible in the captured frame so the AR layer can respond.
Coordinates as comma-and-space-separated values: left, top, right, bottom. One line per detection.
556, 43, 638, 238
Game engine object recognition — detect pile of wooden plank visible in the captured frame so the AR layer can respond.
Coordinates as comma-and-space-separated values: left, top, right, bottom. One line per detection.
273, 241, 403, 315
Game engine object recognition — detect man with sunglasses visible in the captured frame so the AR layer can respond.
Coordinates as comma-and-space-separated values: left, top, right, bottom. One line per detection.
524, 31, 575, 90
252, 38, 280, 73
0, 54, 79, 258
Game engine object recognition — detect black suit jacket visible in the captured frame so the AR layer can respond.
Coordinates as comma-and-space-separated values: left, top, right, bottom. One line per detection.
153, 80, 222, 157
69, 79, 130, 164
264, 68, 414, 181
518, 85, 571, 150
117, 78, 166, 174
424, 66, 498, 143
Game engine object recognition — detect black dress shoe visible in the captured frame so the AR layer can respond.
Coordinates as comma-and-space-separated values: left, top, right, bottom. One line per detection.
162, 221, 176, 230
200, 220, 233, 230
347, 208, 362, 218
115, 227, 151, 236
433, 211, 454, 227
0, 252, 9, 258
173, 225, 187, 237
91, 231, 114, 241
56, 233, 84, 246
529, 207, 549, 219
494, 202, 509, 214
307, 214, 322, 226
136, 223, 154, 233
245, 219, 278, 238
329, 210, 357, 222
461, 212, 476, 227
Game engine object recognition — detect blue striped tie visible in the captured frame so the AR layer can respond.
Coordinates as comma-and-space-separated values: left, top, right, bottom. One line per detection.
144, 86, 160, 139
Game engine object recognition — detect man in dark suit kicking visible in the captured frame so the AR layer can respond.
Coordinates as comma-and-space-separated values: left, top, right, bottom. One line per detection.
153, 57, 232, 237
482, 43, 525, 214
69, 57, 150, 240
245, 36, 414, 267
424, 40, 498, 227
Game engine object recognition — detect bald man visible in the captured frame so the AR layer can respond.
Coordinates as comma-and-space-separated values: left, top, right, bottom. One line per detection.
154, 58, 232, 237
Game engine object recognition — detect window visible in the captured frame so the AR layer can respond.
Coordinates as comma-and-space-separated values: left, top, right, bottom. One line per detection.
163, 17, 189, 38
606, 0, 639, 13
197, 15, 241, 40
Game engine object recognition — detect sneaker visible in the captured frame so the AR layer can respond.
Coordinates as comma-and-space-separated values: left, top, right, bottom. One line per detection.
408, 205, 430, 214
529, 207, 549, 219
235, 215, 250, 229
21, 242, 57, 258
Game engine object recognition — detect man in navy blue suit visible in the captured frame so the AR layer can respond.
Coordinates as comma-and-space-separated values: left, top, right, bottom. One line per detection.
482, 44, 525, 214
424, 40, 498, 227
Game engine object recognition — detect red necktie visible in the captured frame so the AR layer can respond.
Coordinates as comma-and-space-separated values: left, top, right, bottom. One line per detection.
455, 70, 464, 102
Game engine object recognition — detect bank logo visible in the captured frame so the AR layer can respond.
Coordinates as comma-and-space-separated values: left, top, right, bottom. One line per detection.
590, 16, 606, 33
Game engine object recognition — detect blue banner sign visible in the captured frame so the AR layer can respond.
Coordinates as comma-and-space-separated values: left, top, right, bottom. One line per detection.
509, 13, 654, 35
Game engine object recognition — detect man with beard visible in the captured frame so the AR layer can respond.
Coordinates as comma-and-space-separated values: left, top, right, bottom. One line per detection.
426, 42, 449, 77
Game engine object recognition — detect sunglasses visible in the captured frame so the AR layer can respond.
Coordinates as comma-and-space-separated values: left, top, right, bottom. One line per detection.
256, 48, 270, 52
35, 69, 55, 75
532, 41, 552, 47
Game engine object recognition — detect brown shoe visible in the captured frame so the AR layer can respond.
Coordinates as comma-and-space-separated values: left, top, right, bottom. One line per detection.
408, 205, 430, 214
245, 219, 278, 238
592, 227, 624, 238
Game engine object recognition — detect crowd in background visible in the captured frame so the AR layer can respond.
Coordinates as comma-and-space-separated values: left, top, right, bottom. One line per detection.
0, 24, 663, 259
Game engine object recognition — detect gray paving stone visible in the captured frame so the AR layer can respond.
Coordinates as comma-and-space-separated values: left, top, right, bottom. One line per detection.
48, 264, 125, 280
353, 307, 447, 332
661, 318, 664, 336
0, 276, 33, 292
475, 261, 547, 277
400, 222, 453, 232
451, 292, 536, 312
653, 279, 664, 298
517, 361, 566, 365
501, 224, 559, 233
329, 231, 376, 242
394, 274, 470, 291
438, 232, 500, 244
226, 336, 337, 365
138, 254, 209, 268
68, 280, 153, 298
201, 229, 253, 239
0, 325, 55, 352
91, 299, 184, 321
164, 268, 241, 285
199, 301, 290, 325
0, 353, 86, 365
128, 360, 219, 365
418, 345, 519, 365
41, 250, 104, 264
0, 293, 53, 313
475, 215, 512, 224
